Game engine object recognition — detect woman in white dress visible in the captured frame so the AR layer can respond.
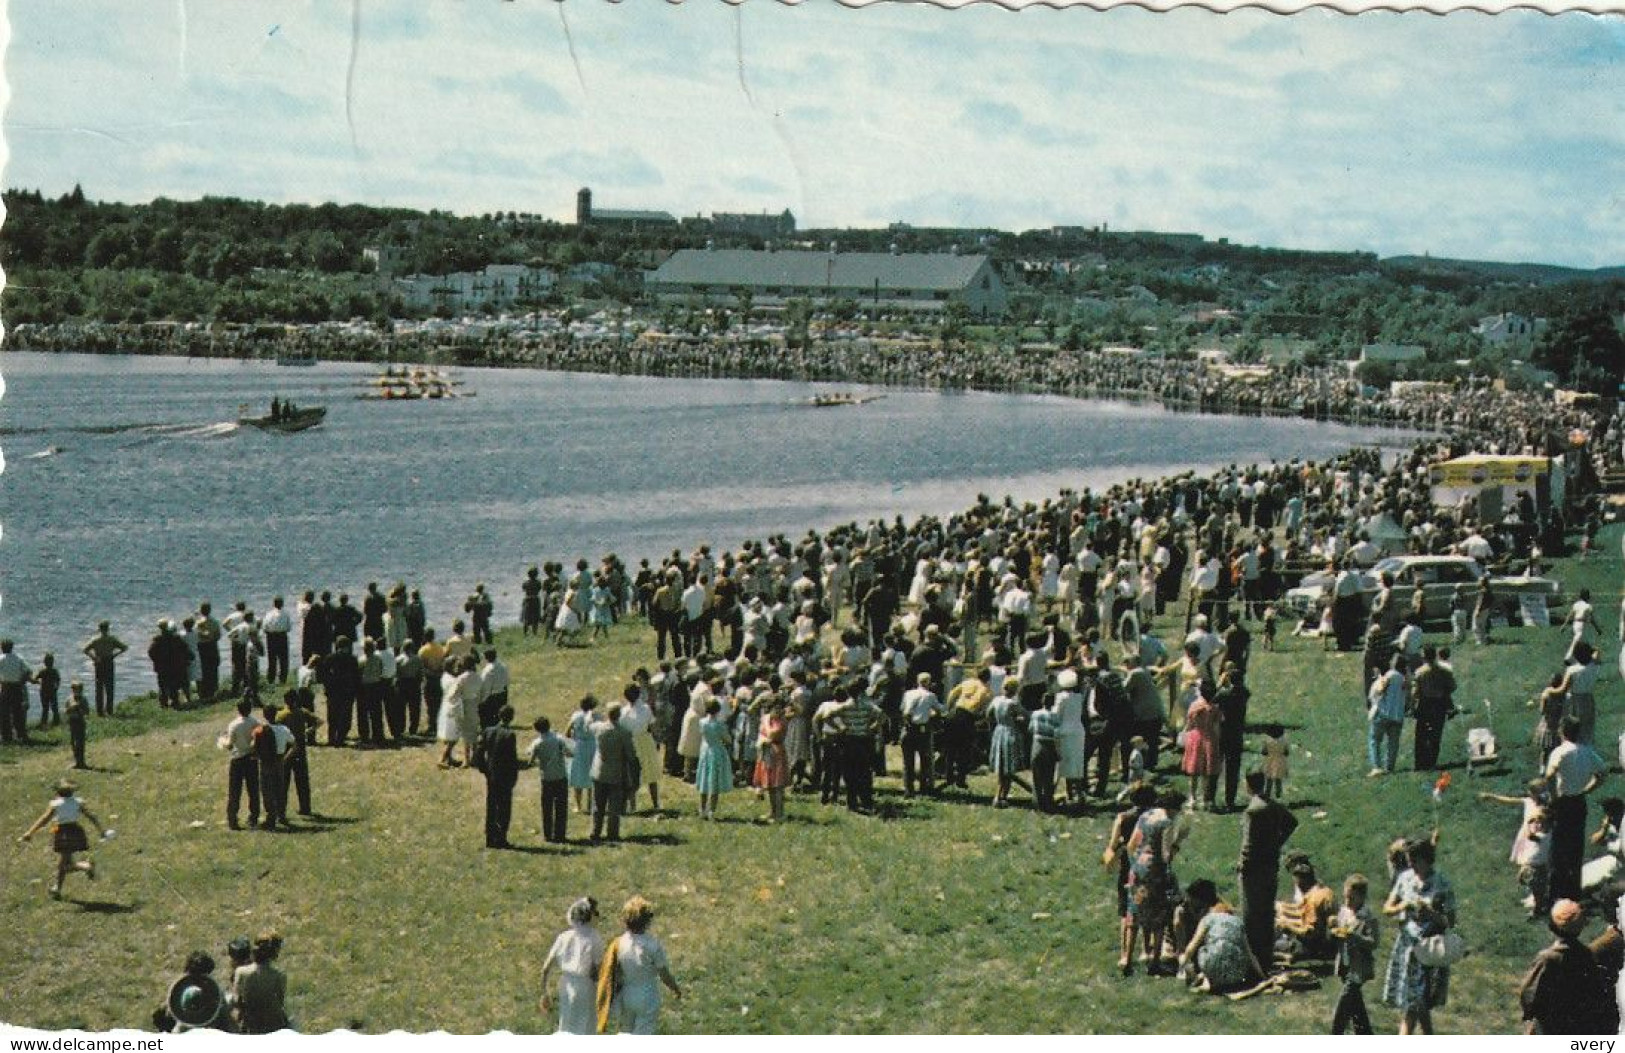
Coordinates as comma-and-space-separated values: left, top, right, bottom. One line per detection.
436, 656, 471, 769
605, 896, 682, 1034
1039, 551, 1061, 609
554, 585, 583, 645
542, 897, 604, 1035
907, 557, 934, 608
1056, 562, 1079, 621
621, 687, 661, 813
1051, 669, 1088, 804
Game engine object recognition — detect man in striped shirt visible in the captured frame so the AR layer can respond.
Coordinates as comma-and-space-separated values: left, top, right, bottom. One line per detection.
833, 686, 883, 814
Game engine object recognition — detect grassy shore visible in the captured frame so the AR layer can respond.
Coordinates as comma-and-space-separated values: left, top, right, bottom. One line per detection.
1, 527, 1620, 1034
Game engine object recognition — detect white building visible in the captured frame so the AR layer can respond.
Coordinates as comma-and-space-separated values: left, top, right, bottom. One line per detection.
1472, 312, 1547, 347
391, 264, 556, 312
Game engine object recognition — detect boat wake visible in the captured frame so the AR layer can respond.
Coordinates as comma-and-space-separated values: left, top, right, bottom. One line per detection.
116, 420, 242, 447
3, 419, 239, 437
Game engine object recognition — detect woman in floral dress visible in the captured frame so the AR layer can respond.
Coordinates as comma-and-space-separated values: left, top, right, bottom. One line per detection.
1381, 838, 1457, 1035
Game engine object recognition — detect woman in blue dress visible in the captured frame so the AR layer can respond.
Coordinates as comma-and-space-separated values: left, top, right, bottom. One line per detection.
986, 681, 1032, 808
694, 699, 734, 820
567, 695, 599, 816
1381, 838, 1456, 1035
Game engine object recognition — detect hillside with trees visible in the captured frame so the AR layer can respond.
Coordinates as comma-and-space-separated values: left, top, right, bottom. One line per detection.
3, 187, 1621, 392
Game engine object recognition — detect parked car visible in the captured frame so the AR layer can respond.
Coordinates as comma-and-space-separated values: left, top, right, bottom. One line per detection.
1283, 554, 1564, 625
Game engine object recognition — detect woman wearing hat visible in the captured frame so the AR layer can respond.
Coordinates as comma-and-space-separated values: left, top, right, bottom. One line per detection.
542, 897, 604, 1034
18, 780, 105, 899
1051, 669, 1088, 805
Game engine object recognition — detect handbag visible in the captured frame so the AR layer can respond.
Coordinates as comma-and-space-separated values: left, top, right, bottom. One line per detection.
1412, 931, 1466, 967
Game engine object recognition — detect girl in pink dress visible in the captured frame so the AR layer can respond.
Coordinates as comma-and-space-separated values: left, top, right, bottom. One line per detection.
753, 703, 789, 822
1181, 680, 1223, 810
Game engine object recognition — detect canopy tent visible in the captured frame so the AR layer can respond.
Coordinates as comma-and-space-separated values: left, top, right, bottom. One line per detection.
1428, 454, 1562, 519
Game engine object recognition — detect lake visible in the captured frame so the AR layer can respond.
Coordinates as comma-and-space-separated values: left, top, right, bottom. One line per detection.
0, 351, 1416, 698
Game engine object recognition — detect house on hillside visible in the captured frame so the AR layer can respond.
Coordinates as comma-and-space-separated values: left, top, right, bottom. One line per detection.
1472, 312, 1547, 347
645, 247, 1009, 318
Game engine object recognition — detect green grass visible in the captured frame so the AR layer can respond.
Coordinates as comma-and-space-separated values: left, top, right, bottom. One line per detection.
1, 528, 1620, 1034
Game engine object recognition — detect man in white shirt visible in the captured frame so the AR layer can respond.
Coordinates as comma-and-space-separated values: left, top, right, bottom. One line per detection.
261, 597, 293, 685
229, 615, 265, 702
1014, 634, 1049, 712
477, 648, 509, 729
255, 702, 297, 830
1189, 552, 1221, 632
1564, 590, 1601, 662
1395, 615, 1425, 672
0, 640, 33, 744
1001, 580, 1034, 653
898, 673, 945, 797
1545, 716, 1607, 901
681, 577, 709, 658
1460, 530, 1494, 562
1347, 533, 1382, 568
219, 698, 265, 829
1185, 615, 1222, 671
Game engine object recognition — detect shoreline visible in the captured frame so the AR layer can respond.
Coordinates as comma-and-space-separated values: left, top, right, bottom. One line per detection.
7, 323, 1454, 434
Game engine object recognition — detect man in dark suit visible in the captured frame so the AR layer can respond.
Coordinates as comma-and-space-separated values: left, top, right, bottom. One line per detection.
590, 703, 639, 843
1238, 769, 1298, 972
331, 595, 363, 650
319, 637, 361, 747
474, 705, 521, 849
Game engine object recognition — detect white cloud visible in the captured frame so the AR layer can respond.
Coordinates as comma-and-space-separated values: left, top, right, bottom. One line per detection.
4, 1, 1621, 267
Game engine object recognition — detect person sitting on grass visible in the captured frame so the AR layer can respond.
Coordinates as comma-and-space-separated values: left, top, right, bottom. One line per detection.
1275, 853, 1336, 962
231, 932, 291, 1035
1178, 878, 1265, 994
17, 779, 105, 900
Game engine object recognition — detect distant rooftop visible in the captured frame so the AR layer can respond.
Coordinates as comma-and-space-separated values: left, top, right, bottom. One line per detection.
650, 248, 991, 290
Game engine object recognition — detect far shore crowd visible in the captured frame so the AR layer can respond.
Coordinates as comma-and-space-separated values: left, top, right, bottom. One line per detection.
7, 361, 1624, 1036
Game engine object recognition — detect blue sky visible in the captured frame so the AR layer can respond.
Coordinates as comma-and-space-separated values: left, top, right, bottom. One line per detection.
4, 2, 1622, 267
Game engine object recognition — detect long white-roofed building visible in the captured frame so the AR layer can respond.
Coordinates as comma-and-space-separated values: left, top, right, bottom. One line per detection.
645, 247, 1009, 319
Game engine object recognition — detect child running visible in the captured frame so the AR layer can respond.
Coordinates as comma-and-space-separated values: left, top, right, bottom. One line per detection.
18, 780, 106, 899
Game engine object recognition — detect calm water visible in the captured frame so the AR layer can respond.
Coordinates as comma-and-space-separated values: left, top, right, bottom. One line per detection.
0, 351, 1414, 698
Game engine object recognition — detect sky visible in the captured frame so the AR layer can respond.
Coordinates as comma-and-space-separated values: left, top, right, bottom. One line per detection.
3, 2, 1622, 267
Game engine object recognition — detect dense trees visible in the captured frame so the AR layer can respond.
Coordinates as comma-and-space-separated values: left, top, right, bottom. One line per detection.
3, 188, 1620, 392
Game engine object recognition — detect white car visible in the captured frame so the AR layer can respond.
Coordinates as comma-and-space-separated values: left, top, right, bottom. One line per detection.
1283, 554, 1563, 624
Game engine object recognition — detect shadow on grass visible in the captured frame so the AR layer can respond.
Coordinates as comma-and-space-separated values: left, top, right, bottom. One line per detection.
503, 844, 585, 857
302, 814, 359, 825
71, 898, 139, 914
615, 832, 683, 846
1285, 799, 1324, 810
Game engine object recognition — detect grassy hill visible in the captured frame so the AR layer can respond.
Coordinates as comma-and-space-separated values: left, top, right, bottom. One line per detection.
1, 528, 1620, 1034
